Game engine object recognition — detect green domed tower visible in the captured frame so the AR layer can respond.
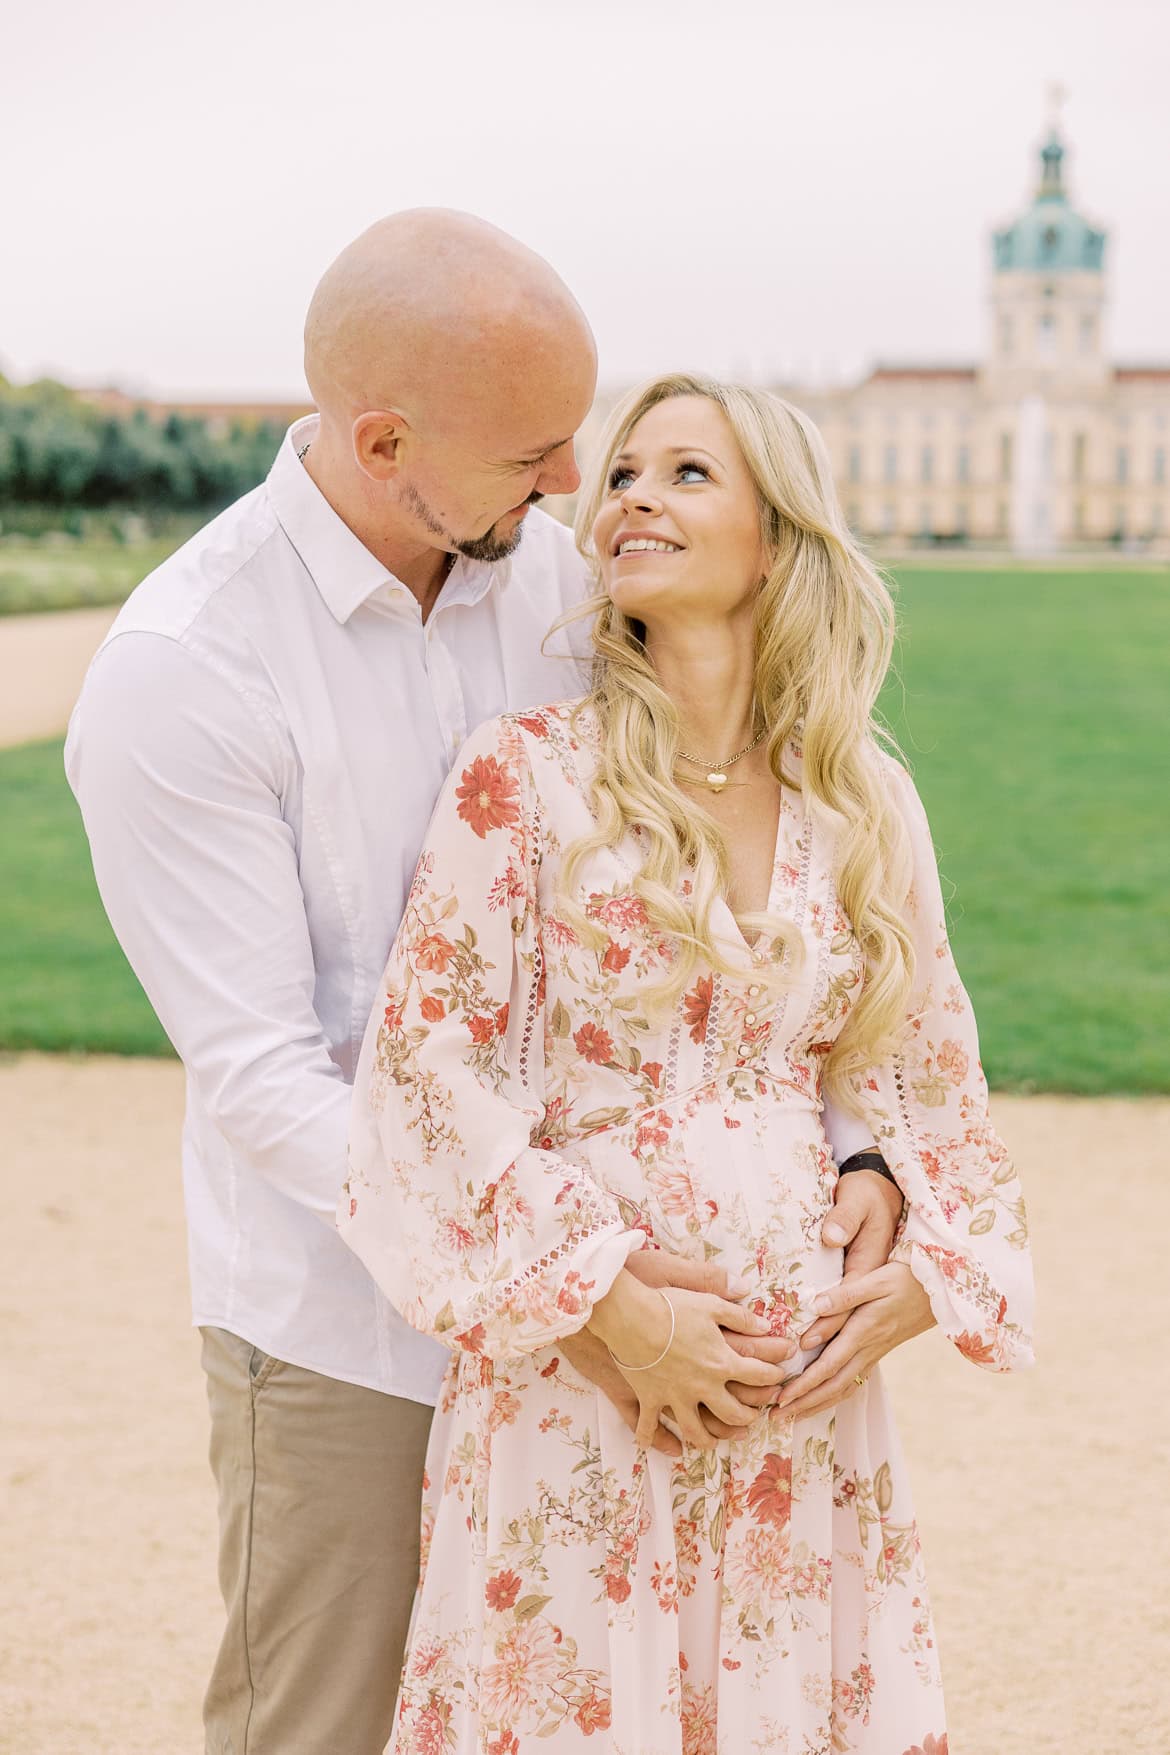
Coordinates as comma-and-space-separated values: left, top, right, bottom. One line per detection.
985, 124, 1109, 389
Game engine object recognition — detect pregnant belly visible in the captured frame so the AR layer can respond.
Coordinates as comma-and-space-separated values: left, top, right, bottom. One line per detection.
579, 1095, 845, 1376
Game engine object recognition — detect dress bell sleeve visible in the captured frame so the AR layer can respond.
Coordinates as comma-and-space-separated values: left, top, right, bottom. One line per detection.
340, 715, 643, 1362
855, 759, 1035, 1372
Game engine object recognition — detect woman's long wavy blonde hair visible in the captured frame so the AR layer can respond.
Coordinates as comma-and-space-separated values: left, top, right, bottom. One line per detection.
556, 373, 916, 1102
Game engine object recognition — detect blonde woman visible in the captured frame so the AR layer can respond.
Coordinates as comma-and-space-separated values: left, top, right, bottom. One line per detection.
341, 375, 1033, 1753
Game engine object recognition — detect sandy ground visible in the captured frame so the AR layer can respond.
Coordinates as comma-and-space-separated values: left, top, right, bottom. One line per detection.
0, 607, 118, 749
2, 1058, 1168, 1754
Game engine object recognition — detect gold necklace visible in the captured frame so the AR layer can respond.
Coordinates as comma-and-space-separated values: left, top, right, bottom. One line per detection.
675, 726, 767, 793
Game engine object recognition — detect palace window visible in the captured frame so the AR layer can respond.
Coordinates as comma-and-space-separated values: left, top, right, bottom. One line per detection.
1154, 447, 1166, 485
919, 504, 933, 535
921, 446, 933, 484
883, 445, 898, 484
997, 501, 1008, 536
1037, 313, 1056, 360
1117, 447, 1129, 485
1000, 314, 1013, 355
957, 445, 970, 483
882, 502, 896, 534
848, 445, 862, 484
1079, 314, 1096, 354
1000, 434, 1013, 482
1074, 499, 1086, 537
1072, 433, 1086, 482
955, 503, 969, 533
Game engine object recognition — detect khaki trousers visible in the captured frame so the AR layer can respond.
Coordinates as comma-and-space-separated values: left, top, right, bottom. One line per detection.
200, 1328, 433, 1755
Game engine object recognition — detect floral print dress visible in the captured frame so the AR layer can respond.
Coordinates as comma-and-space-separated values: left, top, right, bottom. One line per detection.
341, 702, 1033, 1755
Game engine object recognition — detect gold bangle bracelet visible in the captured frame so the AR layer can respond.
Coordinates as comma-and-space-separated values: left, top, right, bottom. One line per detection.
606, 1288, 676, 1372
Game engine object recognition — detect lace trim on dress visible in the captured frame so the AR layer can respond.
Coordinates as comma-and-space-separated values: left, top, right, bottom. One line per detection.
476, 1179, 622, 1320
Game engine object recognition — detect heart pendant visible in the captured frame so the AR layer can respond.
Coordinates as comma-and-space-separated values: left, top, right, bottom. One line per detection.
707, 772, 728, 792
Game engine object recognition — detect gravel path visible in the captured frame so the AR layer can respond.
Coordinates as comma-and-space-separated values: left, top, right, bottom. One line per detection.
1, 1055, 1166, 1754
0, 607, 118, 749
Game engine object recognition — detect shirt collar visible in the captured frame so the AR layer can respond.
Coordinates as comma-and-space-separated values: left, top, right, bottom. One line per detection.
267, 415, 508, 625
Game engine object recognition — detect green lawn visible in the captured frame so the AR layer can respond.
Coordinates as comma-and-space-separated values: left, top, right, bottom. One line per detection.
0, 739, 172, 1055
0, 538, 185, 616
1, 565, 1167, 1088
879, 567, 1169, 1094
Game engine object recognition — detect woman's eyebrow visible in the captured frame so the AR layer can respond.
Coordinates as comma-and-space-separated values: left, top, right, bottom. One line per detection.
613, 445, 720, 464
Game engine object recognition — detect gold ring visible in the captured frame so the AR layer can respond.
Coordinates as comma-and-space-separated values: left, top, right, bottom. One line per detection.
854, 1374, 867, 1390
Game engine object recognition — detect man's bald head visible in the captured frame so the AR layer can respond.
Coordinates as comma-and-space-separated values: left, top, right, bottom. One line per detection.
300, 210, 597, 569
304, 209, 594, 441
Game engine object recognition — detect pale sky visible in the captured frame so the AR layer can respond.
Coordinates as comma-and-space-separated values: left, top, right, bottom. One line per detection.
3, 0, 1167, 399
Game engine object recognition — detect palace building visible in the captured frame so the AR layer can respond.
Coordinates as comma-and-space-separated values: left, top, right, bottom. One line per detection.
582, 123, 1170, 557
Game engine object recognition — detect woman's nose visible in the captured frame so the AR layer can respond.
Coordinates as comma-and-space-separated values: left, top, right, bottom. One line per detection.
620, 480, 661, 515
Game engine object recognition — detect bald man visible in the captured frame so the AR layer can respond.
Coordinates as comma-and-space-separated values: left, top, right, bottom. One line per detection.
66, 212, 901, 1754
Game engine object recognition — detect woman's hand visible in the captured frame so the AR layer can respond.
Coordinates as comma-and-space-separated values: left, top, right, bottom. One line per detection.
770, 1262, 935, 1420
585, 1269, 786, 1451
559, 1251, 794, 1458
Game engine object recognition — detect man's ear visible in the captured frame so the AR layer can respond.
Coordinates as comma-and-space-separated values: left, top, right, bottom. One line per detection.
352, 410, 410, 482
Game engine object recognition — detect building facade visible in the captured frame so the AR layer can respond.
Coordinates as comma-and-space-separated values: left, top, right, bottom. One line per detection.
580, 125, 1170, 556
790, 128, 1170, 553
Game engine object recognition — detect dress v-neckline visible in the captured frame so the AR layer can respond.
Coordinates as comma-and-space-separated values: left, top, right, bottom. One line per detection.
710, 782, 790, 964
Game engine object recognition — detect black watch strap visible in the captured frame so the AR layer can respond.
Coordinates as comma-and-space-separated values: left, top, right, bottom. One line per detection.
837, 1149, 898, 1185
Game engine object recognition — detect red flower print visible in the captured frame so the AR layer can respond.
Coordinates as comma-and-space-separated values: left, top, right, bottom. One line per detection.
955, 1330, 997, 1365
454, 1322, 487, 1354
682, 975, 713, 1044
935, 1039, 969, 1085
495, 1002, 510, 1035
556, 1270, 597, 1315
467, 1014, 496, 1045
348, 1197, 357, 1218
539, 1355, 560, 1377
484, 1567, 523, 1610
601, 939, 631, 974
420, 994, 445, 1024
383, 998, 405, 1032
487, 1735, 520, 1755
516, 713, 550, 738
604, 1565, 632, 1603
902, 1737, 948, 1755
440, 1220, 475, 1254
642, 1061, 663, 1089
574, 1021, 615, 1065
455, 754, 521, 838
414, 1705, 445, 1755
415, 932, 456, 973
574, 1691, 612, 1735
746, 1452, 793, 1529
589, 891, 649, 932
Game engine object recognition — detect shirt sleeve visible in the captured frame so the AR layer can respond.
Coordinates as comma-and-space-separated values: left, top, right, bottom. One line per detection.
855, 757, 1035, 1372
65, 632, 350, 1219
341, 715, 643, 1362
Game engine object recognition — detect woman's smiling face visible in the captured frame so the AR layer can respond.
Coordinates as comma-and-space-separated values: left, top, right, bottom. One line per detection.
592, 394, 767, 631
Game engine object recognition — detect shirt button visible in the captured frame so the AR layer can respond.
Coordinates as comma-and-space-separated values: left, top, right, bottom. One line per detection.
745, 1012, 757, 1026
747, 983, 762, 997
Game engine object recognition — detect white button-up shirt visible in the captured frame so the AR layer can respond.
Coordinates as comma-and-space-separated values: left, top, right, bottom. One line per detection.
65, 417, 593, 1403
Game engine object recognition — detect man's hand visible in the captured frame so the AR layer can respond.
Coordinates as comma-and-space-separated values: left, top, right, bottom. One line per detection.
816, 1169, 903, 1345
770, 1262, 935, 1421
559, 1249, 795, 1457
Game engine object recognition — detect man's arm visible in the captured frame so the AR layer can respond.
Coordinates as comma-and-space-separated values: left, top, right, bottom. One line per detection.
66, 632, 349, 1218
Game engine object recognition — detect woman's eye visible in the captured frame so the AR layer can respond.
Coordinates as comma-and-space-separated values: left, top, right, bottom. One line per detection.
677, 460, 709, 483
607, 466, 634, 491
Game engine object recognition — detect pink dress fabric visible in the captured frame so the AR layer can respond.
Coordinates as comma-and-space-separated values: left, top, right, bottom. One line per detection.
342, 702, 1034, 1755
